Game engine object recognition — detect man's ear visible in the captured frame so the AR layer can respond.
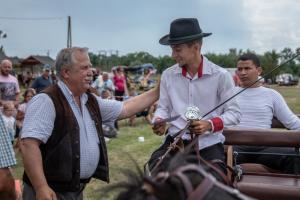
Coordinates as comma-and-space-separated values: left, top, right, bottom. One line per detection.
60, 68, 69, 79
257, 67, 262, 76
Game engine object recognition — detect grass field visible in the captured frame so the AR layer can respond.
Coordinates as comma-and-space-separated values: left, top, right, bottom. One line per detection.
12, 84, 300, 199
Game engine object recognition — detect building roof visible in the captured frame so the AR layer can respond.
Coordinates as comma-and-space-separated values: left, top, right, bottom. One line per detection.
21, 55, 55, 67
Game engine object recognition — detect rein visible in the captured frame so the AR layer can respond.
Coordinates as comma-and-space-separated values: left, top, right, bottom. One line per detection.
149, 122, 231, 185
148, 164, 218, 200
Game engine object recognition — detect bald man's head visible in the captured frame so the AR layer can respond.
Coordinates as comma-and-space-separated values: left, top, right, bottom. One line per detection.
1, 59, 13, 76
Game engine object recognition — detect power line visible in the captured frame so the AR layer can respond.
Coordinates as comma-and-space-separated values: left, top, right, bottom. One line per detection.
0, 16, 65, 21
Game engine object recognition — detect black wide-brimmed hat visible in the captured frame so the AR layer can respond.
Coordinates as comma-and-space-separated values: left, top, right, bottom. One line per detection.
159, 18, 212, 45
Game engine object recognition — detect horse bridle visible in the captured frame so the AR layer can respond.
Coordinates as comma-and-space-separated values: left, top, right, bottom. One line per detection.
145, 164, 219, 200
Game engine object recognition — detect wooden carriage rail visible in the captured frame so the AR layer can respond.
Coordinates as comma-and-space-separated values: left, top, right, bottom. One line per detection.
223, 128, 300, 200
223, 128, 300, 147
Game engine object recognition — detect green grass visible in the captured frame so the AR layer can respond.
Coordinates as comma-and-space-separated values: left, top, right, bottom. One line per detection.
12, 84, 300, 199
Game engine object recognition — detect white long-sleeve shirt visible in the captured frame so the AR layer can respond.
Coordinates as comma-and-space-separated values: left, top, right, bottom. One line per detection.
154, 56, 241, 149
234, 86, 300, 130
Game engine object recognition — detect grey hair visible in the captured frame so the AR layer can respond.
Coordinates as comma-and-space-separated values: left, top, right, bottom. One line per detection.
54, 47, 89, 79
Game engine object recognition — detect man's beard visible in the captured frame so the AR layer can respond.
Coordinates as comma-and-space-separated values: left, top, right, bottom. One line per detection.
1, 71, 9, 76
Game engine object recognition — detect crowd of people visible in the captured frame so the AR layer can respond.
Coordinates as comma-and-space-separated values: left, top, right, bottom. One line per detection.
0, 17, 299, 200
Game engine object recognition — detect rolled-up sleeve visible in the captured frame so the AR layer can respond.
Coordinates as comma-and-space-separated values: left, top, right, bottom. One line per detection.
97, 97, 123, 125
21, 94, 56, 144
218, 72, 241, 127
153, 71, 171, 121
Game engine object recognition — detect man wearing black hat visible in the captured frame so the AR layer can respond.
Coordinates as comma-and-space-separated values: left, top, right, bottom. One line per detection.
150, 18, 241, 174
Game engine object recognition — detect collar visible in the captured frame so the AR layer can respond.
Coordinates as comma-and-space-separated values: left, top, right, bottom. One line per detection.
57, 80, 88, 104
174, 55, 215, 78
181, 55, 203, 78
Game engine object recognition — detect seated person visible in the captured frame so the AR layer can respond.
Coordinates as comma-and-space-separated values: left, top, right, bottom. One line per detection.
233, 53, 300, 174
101, 89, 113, 100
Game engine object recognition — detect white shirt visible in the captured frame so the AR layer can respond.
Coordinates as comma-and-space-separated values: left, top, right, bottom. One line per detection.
234, 86, 300, 130
154, 56, 241, 149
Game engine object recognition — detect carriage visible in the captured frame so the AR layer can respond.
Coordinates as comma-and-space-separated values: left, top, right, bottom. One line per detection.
223, 120, 300, 200
108, 117, 300, 200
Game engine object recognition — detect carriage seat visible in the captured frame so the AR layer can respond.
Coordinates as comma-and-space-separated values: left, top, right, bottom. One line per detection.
223, 128, 300, 200
237, 174, 300, 200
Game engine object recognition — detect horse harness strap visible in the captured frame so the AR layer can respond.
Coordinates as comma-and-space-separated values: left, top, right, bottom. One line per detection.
172, 169, 194, 194
171, 164, 216, 200
187, 177, 214, 200
188, 135, 231, 186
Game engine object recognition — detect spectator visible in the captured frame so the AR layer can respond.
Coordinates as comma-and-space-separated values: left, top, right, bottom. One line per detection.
92, 72, 115, 95
101, 89, 113, 100
91, 68, 103, 90
24, 71, 33, 88
0, 59, 20, 107
15, 88, 36, 137
113, 66, 128, 130
113, 66, 127, 101
31, 64, 53, 93
0, 114, 17, 200
140, 68, 153, 90
1, 101, 16, 144
50, 69, 57, 84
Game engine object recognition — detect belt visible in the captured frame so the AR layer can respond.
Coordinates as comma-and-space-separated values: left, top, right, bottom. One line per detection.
80, 178, 91, 183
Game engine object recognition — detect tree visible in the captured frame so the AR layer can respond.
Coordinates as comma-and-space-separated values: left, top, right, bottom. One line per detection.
280, 48, 299, 75
260, 50, 280, 83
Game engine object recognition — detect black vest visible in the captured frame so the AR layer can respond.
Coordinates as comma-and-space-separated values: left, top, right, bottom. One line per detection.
23, 84, 109, 192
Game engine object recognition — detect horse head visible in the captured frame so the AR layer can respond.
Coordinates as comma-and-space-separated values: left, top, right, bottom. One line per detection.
107, 149, 253, 200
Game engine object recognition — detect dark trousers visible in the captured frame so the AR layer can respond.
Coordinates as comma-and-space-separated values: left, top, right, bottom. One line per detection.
23, 183, 85, 200
148, 135, 226, 175
114, 90, 124, 130
234, 145, 298, 174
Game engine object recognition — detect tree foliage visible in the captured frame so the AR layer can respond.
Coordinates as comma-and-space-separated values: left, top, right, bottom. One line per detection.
89, 47, 300, 78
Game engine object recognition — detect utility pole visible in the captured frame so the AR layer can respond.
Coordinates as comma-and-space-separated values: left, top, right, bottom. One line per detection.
67, 16, 72, 48
0, 30, 7, 52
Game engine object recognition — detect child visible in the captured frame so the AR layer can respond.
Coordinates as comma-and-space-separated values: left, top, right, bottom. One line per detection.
15, 88, 36, 137
2, 101, 16, 144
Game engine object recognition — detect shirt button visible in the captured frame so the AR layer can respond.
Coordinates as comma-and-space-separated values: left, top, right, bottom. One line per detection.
76, 169, 79, 173
76, 155, 80, 159
75, 140, 79, 144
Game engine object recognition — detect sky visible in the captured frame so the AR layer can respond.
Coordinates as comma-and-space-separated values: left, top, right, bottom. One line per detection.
0, 0, 299, 59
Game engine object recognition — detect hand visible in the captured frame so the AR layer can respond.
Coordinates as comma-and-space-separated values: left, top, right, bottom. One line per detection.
189, 120, 212, 135
36, 185, 57, 200
152, 117, 166, 136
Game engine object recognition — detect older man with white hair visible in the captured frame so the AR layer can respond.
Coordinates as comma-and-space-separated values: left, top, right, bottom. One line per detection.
20, 47, 160, 200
